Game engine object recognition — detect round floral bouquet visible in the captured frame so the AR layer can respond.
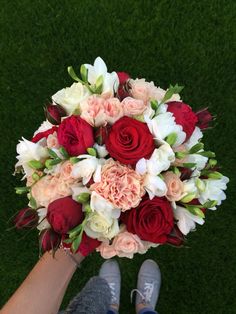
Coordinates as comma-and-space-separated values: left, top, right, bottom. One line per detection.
14, 57, 229, 258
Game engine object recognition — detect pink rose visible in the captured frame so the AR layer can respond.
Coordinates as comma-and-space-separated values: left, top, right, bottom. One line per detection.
96, 241, 117, 259
59, 160, 74, 181
47, 131, 59, 149
122, 97, 146, 116
103, 98, 124, 124
163, 171, 184, 202
91, 159, 145, 211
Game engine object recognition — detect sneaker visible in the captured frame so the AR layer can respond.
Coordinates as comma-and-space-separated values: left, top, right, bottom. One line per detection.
131, 259, 161, 312
99, 260, 121, 310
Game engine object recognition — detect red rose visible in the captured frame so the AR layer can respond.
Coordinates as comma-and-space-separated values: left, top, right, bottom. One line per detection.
105, 116, 155, 166
196, 108, 213, 130
31, 126, 58, 143
44, 104, 66, 125
57, 115, 94, 156
47, 196, 84, 234
121, 196, 174, 243
14, 208, 39, 229
167, 101, 198, 140
166, 225, 184, 247
117, 72, 130, 100
39, 229, 61, 253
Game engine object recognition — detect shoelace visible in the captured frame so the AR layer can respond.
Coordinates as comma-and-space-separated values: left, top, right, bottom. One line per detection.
109, 283, 117, 304
130, 282, 154, 304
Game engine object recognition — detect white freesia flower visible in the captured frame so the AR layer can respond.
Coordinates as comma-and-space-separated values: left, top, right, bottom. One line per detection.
84, 57, 119, 96
143, 174, 167, 199
90, 191, 121, 219
136, 143, 175, 176
198, 176, 229, 209
37, 208, 51, 231
93, 143, 109, 158
71, 155, 105, 184
84, 212, 119, 240
174, 205, 204, 235
15, 138, 49, 178
185, 154, 208, 171
33, 120, 54, 136
184, 127, 203, 150
182, 178, 198, 197
52, 82, 90, 115
146, 112, 186, 147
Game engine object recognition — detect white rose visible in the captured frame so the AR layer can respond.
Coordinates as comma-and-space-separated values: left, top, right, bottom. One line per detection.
174, 205, 204, 235
90, 191, 121, 219
15, 138, 49, 178
84, 57, 119, 97
143, 174, 167, 199
52, 82, 90, 115
146, 112, 186, 147
198, 176, 229, 209
84, 212, 119, 240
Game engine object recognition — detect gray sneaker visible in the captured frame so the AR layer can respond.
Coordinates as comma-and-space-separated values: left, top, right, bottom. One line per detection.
99, 260, 121, 309
131, 259, 161, 311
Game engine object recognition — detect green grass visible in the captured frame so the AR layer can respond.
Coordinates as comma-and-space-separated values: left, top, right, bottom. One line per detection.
0, 0, 236, 313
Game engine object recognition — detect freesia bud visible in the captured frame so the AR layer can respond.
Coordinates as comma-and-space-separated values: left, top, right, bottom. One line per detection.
181, 192, 196, 203
28, 160, 44, 170
77, 193, 90, 204
196, 178, 205, 192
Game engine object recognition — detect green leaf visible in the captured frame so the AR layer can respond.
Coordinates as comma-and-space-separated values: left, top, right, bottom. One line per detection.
28, 160, 44, 170
165, 133, 177, 146
68, 223, 83, 237
161, 84, 184, 104
71, 231, 83, 253
63, 238, 73, 244
45, 158, 62, 169
172, 166, 181, 175
182, 163, 196, 168
80, 64, 88, 82
87, 147, 97, 157
189, 142, 204, 154
29, 196, 37, 209
175, 151, 187, 159
77, 193, 90, 204
48, 148, 58, 159
67, 66, 83, 83
15, 186, 30, 194
198, 151, 216, 158
59, 147, 69, 159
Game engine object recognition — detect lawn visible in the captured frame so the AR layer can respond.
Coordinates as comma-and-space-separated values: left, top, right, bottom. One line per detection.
0, 0, 235, 313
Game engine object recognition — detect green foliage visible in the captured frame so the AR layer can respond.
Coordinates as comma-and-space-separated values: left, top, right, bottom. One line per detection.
0, 1, 235, 313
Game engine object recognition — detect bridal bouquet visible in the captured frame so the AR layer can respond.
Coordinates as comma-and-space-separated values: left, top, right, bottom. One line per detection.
14, 57, 229, 258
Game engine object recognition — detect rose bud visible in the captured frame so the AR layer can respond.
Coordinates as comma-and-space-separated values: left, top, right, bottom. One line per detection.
196, 108, 213, 130
117, 71, 130, 100
14, 208, 39, 229
44, 104, 66, 125
167, 225, 185, 247
39, 228, 61, 253
47, 196, 84, 234
180, 167, 193, 181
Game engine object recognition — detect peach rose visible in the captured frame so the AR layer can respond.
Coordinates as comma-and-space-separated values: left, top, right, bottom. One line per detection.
122, 97, 147, 116
91, 159, 144, 211
163, 171, 184, 202
47, 132, 59, 149
103, 98, 124, 124
96, 241, 117, 259
59, 160, 74, 181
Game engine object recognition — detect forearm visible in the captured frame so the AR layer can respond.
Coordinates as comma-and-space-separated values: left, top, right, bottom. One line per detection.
1, 248, 84, 314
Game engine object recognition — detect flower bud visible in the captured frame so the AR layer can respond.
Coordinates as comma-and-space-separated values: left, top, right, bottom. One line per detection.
14, 208, 39, 229
44, 104, 66, 125
77, 193, 90, 204
117, 72, 130, 100
167, 225, 185, 247
181, 192, 196, 203
196, 178, 205, 192
39, 229, 61, 253
87, 147, 97, 157
28, 160, 44, 170
196, 108, 213, 130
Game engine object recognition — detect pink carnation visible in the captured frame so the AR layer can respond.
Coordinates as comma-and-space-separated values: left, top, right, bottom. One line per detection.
103, 97, 124, 124
91, 159, 144, 211
46, 131, 59, 149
